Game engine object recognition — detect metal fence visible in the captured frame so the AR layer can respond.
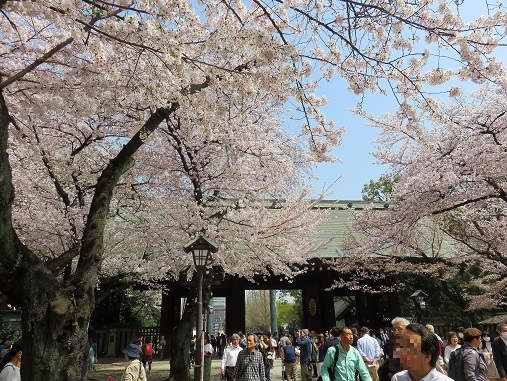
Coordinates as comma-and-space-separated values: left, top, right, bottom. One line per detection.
91, 325, 160, 356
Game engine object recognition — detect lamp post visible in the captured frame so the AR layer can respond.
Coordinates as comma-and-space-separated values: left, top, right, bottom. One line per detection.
184, 233, 219, 381
410, 289, 428, 323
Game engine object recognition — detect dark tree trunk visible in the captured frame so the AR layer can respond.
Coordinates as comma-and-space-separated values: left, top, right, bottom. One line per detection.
169, 285, 212, 381
168, 306, 194, 381
20, 264, 94, 381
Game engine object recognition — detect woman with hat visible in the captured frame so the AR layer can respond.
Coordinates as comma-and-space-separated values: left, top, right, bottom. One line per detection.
0, 341, 22, 381
121, 343, 147, 381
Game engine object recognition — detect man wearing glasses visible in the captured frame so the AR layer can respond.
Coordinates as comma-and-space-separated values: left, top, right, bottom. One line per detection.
378, 318, 410, 381
234, 334, 265, 381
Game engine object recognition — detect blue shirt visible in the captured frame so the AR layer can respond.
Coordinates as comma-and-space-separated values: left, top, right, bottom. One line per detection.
357, 334, 380, 362
283, 346, 297, 363
297, 337, 312, 365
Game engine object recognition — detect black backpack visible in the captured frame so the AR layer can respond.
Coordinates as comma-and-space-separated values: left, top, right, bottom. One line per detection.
311, 342, 319, 363
448, 347, 466, 381
317, 345, 339, 381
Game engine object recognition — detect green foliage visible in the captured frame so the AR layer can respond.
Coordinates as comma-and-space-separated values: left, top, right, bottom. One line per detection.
276, 301, 300, 327
396, 269, 496, 326
362, 174, 400, 201
0, 315, 21, 340
245, 290, 270, 333
276, 290, 302, 329
91, 288, 161, 327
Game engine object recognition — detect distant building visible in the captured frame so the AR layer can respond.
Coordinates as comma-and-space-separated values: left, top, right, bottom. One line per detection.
209, 297, 226, 334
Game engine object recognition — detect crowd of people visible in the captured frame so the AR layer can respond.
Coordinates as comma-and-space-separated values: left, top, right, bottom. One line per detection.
3, 319, 506, 381
189, 320, 507, 381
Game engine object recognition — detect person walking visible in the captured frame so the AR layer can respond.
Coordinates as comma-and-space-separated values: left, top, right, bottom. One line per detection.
279, 331, 291, 359
221, 334, 243, 381
443, 331, 461, 370
141, 337, 153, 375
462, 328, 488, 381
260, 332, 274, 381
480, 331, 500, 378
357, 327, 381, 381
378, 317, 410, 381
158, 335, 166, 361
281, 339, 298, 381
492, 323, 507, 380
391, 323, 453, 381
120, 343, 147, 381
234, 334, 265, 381
203, 334, 214, 381
320, 327, 372, 381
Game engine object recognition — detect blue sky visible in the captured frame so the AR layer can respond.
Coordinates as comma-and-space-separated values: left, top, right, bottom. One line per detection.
312, 86, 387, 200
306, 3, 506, 201
308, 80, 390, 201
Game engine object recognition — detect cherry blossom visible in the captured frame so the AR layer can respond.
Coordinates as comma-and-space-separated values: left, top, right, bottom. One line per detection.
1, 0, 507, 379
353, 84, 507, 310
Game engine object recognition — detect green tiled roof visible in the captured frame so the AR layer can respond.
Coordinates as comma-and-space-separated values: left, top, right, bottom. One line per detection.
309, 199, 464, 259
310, 200, 387, 258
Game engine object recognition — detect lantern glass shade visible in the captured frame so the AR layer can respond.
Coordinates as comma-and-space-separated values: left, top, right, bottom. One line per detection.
193, 248, 211, 269
416, 296, 426, 309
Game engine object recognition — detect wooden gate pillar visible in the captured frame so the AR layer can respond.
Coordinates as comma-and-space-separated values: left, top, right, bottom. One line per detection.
302, 282, 324, 331
225, 278, 245, 335
159, 286, 182, 357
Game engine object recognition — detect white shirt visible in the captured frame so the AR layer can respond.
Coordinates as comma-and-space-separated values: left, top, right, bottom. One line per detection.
0, 363, 20, 381
392, 368, 454, 381
221, 344, 243, 369
444, 344, 460, 364
204, 343, 214, 356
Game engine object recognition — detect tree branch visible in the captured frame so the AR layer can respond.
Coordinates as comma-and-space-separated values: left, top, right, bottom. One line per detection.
46, 243, 81, 275
0, 37, 74, 89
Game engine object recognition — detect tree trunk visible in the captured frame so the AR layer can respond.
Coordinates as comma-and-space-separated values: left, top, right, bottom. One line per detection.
21, 265, 94, 381
169, 285, 212, 381
169, 307, 194, 381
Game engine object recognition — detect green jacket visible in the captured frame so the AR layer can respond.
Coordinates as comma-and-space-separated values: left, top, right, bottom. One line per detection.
320, 343, 372, 381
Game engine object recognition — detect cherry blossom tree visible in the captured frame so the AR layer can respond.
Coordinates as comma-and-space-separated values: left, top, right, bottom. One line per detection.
352, 85, 507, 313
2, 1, 507, 380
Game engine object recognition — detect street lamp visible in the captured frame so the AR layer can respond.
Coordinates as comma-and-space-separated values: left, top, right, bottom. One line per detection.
410, 289, 429, 323
411, 289, 428, 310
184, 232, 219, 381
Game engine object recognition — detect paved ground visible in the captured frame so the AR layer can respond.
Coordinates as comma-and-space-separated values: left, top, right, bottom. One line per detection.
84, 356, 299, 381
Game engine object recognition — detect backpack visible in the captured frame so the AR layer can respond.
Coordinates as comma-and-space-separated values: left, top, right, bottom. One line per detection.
317, 345, 339, 381
448, 347, 466, 381
144, 343, 153, 356
311, 341, 318, 363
